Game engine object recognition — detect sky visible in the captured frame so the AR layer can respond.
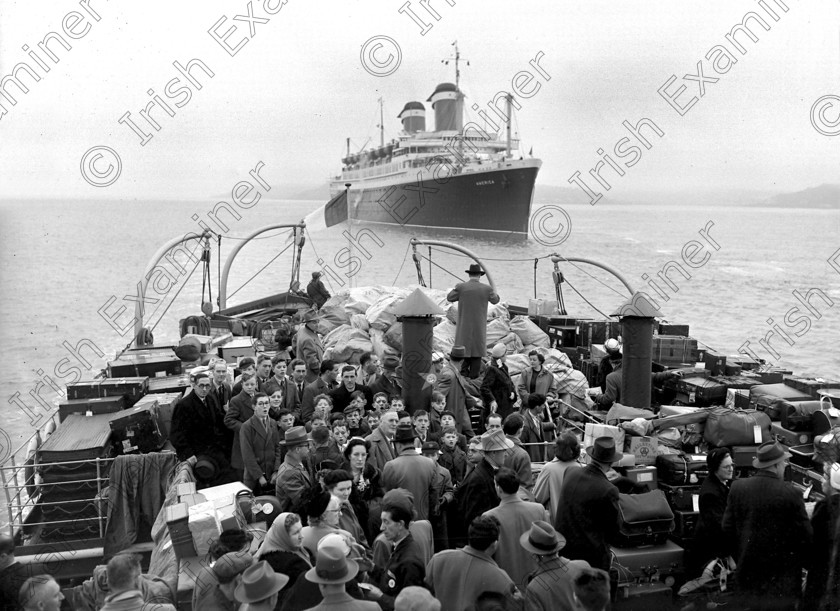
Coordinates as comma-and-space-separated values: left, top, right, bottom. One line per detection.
0, 0, 838, 201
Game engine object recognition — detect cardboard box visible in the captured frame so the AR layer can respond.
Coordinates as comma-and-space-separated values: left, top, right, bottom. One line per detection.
200, 481, 250, 503
528, 299, 558, 316
177, 482, 197, 498
626, 436, 659, 466
214, 496, 248, 532
188, 501, 221, 556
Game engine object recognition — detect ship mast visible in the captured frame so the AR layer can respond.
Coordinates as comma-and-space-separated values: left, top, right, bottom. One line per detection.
442, 41, 469, 159
506, 94, 512, 157
377, 97, 384, 148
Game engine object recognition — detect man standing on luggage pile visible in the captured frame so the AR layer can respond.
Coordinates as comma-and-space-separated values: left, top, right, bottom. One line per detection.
722, 441, 812, 610
446, 263, 500, 379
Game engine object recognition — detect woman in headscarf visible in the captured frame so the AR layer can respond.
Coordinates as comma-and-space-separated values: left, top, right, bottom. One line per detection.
693, 447, 734, 571
256, 512, 313, 605
341, 438, 383, 541
480, 343, 516, 419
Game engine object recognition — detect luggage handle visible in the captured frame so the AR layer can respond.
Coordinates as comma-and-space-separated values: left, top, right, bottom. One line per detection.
820, 395, 840, 417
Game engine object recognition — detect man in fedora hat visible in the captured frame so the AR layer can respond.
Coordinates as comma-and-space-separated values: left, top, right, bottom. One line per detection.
453, 430, 510, 546
447, 263, 500, 378
722, 440, 811, 609
234, 560, 289, 611
381, 424, 437, 521
555, 436, 622, 572
369, 355, 403, 400
519, 520, 589, 611
297, 309, 325, 381
303, 544, 379, 610
275, 426, 314, 515
483, 467, 548, 589
307, 271, 331, 310
436, 345, 479, 439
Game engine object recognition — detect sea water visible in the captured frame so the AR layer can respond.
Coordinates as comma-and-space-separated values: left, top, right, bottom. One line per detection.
0, 199, 838, 451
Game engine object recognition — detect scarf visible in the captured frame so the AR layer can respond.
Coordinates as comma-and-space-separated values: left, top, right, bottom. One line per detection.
256, 512, 312, 567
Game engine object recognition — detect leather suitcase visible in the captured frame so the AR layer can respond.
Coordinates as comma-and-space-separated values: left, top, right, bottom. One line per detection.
771, 422, 814, 447
673, 509, 699, 539
109, 404, 164, 454
731, 445, 761, 468
66, 377, 149, 407
704, 408, 771, 447
610, 539, 684, 578
107, 352, 182, 378
666, 376, 727, 407
148, 374, 190, 394
659, 483, 701, 511
656, 454, 708, 486
749, 383, 811, 415
789, 443, 815, 467
58, 396, 126, 422
616, 490, 674, 547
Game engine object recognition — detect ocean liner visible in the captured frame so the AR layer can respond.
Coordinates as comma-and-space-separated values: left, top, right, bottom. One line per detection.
326, 50, 542, 234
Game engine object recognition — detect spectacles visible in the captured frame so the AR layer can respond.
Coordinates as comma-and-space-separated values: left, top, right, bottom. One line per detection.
197, 383, 212, 389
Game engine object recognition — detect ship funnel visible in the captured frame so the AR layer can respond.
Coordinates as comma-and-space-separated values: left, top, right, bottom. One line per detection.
427, 82, 462, 132
398, 101, 426, 133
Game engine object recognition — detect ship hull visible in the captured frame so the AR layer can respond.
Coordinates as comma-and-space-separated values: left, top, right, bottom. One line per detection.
332, 160, 541, 234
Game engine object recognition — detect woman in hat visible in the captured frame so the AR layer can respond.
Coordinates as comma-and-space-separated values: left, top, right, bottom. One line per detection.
341, 438, 384, 542
480, 343, 516, 419
324, 469, 370, 548
692, 448, 733, 572
256, 513, 313, 607
301, 491, 356, 560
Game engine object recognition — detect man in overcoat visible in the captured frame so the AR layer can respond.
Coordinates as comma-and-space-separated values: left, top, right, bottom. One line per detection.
171, 372, 235, 485
296, 309, 324, 380
555, 437, 621, 572
722, 441, 812, 609
483, 467, 548, 589
306, 271, 331, 309
381, 424, 437, 521
436, 346, 478, 439
446, 263, 500, 378
365, 410, 398, 472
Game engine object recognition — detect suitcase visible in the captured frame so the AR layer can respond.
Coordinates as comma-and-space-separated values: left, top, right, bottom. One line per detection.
656, 454, 708, 486
616, 490, 675, 547
625, 466, 658, 489
750, 383, 811, 414
712, 375, 762, 390
789, 443, 815, 467
777, 400, 822, 431
658, 483, 701, 511
704, 407, 771, 447
703, 350, 727, 376
66, 377, 149, 407
109, 404, 164, 454
613, 583, 674, 610
667, 377, 727, 407
610, 540, 684, 577
148, 374, 191, 395
58, 396, 126, 422
771, 422, 814, 447
673, 509, 699, 539
659, 323, 690, 337
731, 445, 761, 468
107, 352, 182, 378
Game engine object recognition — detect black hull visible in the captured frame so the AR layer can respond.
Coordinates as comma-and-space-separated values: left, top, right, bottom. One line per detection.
348, 165, 540, 234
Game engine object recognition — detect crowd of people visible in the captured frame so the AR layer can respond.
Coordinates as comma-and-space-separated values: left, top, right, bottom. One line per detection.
3, 267, 838, 611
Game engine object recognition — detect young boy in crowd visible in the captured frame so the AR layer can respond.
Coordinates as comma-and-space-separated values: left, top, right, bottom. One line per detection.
232, 357, 257, 395
437, 411, 467, 451
372, 392, 389, 413
397, 410, 412, 426
413, 410, 432, 446
331, 419, 349, 453
239, 392, 281, 494
310, 426, 342, 471
343, 403, 371, 438
390, 396, 406, 412
438, 426, 467, 485
366, 411, 380, 430
422, 441, 455, 551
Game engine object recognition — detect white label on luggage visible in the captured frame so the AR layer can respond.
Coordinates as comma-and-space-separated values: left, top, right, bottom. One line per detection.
692, 494, 700, 512
689, 392, 696, 404
690, 455, 707, 462
829, 407, 840, 417
638, 472, 653, 482
753, 425, 762, 443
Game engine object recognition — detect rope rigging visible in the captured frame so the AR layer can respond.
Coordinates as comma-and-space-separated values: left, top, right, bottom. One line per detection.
228, 239, 295, 300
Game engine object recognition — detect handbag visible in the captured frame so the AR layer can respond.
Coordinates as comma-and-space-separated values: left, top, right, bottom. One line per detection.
616, 489, 675, 547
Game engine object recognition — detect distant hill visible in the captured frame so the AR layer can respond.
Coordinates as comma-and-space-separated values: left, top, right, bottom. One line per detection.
759, 184, 840, 209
